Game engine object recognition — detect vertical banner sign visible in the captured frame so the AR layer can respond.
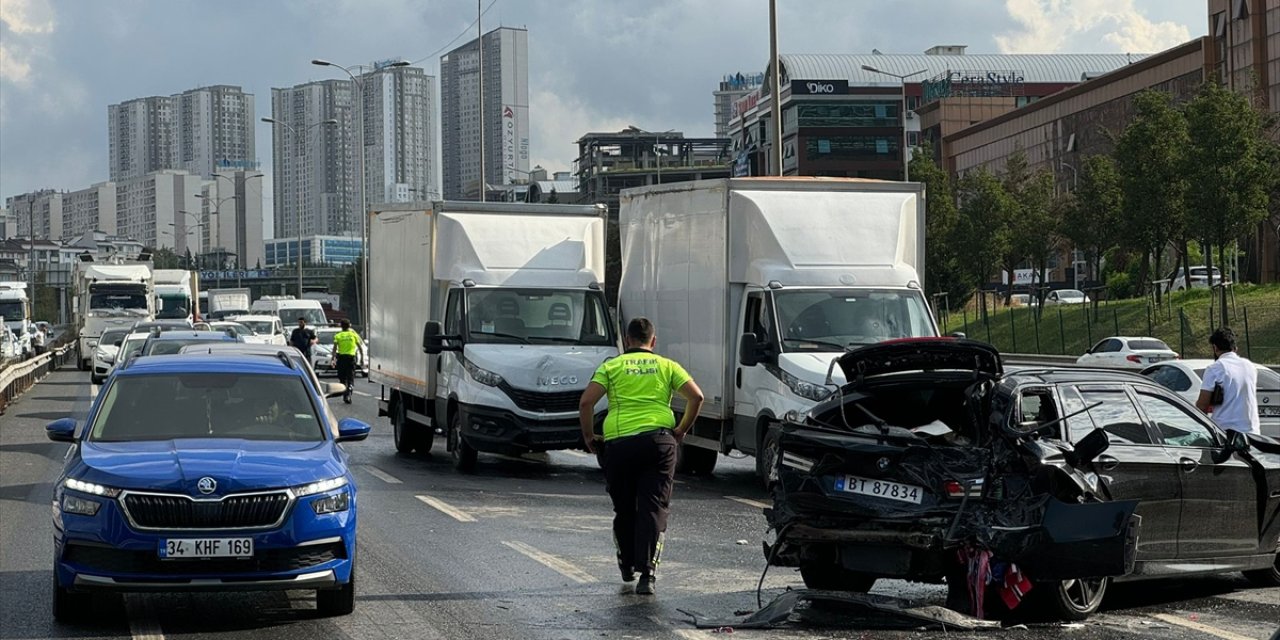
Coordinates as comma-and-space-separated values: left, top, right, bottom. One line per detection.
503, 105, 517, 183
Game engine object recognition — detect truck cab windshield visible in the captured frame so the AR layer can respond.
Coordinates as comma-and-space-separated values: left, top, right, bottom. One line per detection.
90, 292, 148, 311
0, 301, 25, 321
773, 288, 934, 352
463, 288, 614, 346
276, 308, 328, 327
156, 294, 191, 319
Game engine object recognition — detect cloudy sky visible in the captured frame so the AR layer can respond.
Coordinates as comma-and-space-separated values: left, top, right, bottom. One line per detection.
1, 0, 1205, 232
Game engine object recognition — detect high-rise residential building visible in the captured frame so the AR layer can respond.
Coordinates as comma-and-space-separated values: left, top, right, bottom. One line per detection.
0, 208, 14, 239
60, 182, 118, 240
361, 64, 439, 202
108, 96, 173, 182
171, 85, 257, 179
713, 72, 765, 138
270, 79, 357, 240
5, 189, 62, 239
108, 86, 256, 183
200, 170, 265, 269
441, 26, 529, 200
114, 170, 202, 254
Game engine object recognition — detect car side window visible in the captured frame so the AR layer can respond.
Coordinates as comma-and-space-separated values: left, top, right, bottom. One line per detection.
1103, 339, 1122, 353
1135, 391, 1217, 448
1078, 388, 1153, 444
1058, 386, 1094, 442
1088, 340, 1108, 354
1017, 387, 1061, 438
1147, 366, 1193, 393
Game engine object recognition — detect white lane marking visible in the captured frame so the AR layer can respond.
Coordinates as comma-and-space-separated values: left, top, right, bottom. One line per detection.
360, 465, 402, 484
353, 390, 373, 398
414, 495, 477, 522
89, 383, 100, 399
1148, 613, 1259, 640
726, 496, 770, 510
510, 492, 606, 500
560, 449, 590, 458
502, 540, 598, 583
124, 595, 165, 640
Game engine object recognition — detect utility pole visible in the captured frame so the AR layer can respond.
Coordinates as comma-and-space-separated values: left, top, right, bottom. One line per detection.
478, 0, 486, 202
768, 0, 782, 176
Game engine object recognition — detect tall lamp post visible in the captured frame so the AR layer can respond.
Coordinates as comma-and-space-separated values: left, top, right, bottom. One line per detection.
261, 117, 339, 298
861, 65, 928, 181
311, 58, 409, 331
210, 172, 264, 271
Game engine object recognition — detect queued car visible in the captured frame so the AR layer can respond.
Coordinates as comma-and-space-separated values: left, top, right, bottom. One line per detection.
766, 339, 1280, 621
229, 315, 288, 346
311, 327, 368, 378
1076, 336, 1179, 369
46, 353, 370, 620
138, 330, 239, 356
130, 320, 193, 334
1043, 289, 1090, 306
1141, 359, 1280, 436
1166, 266, 1224, 292
90, 329, 130, 385
115, 332, 149, 368
208, 321, 260, 343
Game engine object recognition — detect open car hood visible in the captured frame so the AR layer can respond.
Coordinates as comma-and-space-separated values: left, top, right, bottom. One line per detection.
837, 338, 1002, 383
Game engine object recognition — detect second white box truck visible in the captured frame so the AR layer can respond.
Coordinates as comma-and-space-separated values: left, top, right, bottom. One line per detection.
370, 201, 616, 472
618, 177, 937, 477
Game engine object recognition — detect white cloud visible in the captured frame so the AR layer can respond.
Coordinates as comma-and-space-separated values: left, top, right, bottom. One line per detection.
529, 89, 635, 174
995, 0, 1191, 54
0, 0, 55, 84
0, 42, 33, 83
0, 0, 55, 34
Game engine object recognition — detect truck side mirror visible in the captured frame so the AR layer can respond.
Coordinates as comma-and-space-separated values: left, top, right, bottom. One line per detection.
423, 321, 443, 354
739, 333, 768, 367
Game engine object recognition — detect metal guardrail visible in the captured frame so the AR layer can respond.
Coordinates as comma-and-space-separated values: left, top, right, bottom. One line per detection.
0, 344, 75, 416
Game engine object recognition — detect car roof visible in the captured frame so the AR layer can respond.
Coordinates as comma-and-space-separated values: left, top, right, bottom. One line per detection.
181, 342, 306, 356
117, 353, 299, 376
1006, 367, 1154, 386
148, 330, 235, 340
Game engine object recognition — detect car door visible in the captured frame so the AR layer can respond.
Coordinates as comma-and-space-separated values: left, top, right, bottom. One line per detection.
1066, 384, 1183, 560
1132, 388, 1259, 559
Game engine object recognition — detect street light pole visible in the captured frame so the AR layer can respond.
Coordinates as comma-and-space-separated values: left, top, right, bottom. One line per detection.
478, 0, 486, 202
768, 0, 782, 176
261, 116, 338, 298
312, 58, 408, 331
211, 172, 263, 272
861, 65, 928, 181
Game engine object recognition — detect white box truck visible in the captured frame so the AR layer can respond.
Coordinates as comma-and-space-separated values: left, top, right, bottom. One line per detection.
205, 287, 252, 320
153, 269, 195, 323
370, 201, 617, 472
618, 178, 937, 477
73, 257, 154, 371
0, 282, 33, 359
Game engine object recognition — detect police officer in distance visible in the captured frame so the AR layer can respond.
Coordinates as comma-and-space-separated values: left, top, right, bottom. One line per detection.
578, 317, 704, 596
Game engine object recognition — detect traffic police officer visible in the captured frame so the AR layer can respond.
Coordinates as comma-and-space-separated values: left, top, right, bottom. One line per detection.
332, 320, 363, 404
578, 317, 704, 595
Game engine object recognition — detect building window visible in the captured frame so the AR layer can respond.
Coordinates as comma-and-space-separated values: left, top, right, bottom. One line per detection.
796, 102, 899, 128
806, 135, 900, 160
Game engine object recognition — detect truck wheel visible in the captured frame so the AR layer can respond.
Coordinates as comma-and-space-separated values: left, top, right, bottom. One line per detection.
756, 426, 780, 489
392, 401, 417, 454
449, 413, 477, 473
676, 442, 717, 475
799, 561, 876, 592
1033, 577, 1108, 621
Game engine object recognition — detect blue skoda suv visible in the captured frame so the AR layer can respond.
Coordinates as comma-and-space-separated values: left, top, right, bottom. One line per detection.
47, 352, 370, 620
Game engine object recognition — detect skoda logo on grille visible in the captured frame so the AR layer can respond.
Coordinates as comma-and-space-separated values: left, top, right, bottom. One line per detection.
196, 477, 218, 495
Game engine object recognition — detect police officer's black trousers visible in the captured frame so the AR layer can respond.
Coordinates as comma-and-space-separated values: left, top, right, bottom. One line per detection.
602, 429, 677, 577
336, 354, 356, 388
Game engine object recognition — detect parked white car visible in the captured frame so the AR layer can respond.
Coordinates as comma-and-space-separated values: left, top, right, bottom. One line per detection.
1140, 359, 1280, 436
90, 328, 131, 384
1043, 289, 1090, 305
230, 314, 288, 346
312, 326, 368, 378
1166, 266, 1224, 292
1077, 336, 1179, 369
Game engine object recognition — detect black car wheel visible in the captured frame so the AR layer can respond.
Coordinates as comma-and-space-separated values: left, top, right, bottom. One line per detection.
676, 442, 717, 475
316, 561, 355, 616
1038, 577, 1107, 621
799, 561, 877, 592
757, 426, 780, 490
1243, 552, 1280, 587
52, 575, 90, 623
449, 412, 477, 473
392, 400, 416, 454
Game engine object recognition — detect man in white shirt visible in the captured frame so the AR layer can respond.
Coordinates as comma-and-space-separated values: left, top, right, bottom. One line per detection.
1196, 328, 1260, 434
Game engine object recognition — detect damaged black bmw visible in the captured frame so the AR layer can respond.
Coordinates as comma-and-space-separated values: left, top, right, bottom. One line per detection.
765, 338, 1280, 621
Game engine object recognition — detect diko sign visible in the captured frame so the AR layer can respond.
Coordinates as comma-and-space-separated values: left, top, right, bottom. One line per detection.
790, 79, 849, 95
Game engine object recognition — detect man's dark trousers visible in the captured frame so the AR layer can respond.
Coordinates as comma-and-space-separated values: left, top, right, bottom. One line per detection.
603, 429, 677, 577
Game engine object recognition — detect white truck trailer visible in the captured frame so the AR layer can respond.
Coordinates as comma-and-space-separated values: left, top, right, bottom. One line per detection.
153, 269, 195, 322
370, 201, 616, 472
205, 288, 252, 320
0, 282, 33, 359
74, 257, 154, 371
618, 177, 937, 476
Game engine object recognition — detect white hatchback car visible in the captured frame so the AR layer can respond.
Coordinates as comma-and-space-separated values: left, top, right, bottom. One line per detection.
1140, 359, 1280, 436
230, 314, 288, 346
1043, 289, 1090, 305
1077, 336, 1179, 369
90, 328, 131, 384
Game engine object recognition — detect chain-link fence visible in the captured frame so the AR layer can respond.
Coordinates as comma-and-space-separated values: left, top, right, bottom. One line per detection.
947, 289, 1280, 364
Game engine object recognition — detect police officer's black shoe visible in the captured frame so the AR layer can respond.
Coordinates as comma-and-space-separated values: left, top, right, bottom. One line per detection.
620, 567, 636, 583
635, 574, 655, 595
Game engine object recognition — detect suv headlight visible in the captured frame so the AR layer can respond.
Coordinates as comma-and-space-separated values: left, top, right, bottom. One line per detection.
311, 492, 350, 514
62, 494, 102, 516
780, 369, 832, 402
463, 359, 505, 387
64, 477, 122, 498
293, 476, 347, 497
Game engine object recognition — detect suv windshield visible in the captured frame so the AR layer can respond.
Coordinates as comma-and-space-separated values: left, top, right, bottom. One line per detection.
241, 320, 274, 334
89, 373, 323, 442
773, 288, 935, 351
276, 308, 327, 327
465, 288, 614, 346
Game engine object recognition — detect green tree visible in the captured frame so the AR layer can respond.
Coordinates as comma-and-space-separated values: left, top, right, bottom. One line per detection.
1064, 154, 1123, 286
1114, 90, 1189, 299
545, 187, 560, 204
1000, 150, 1056, 302
955, 168, 1014, 317
151, 247, 182, 269
1184, 78, 1277, 320
907, 143, 969, 303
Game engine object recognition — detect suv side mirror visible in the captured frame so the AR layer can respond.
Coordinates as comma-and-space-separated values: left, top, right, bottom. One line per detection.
1070, 428, 1111, 467
337, 417, 371, 442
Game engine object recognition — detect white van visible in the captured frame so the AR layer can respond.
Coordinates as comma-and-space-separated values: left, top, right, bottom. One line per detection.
250, 296, 328, 327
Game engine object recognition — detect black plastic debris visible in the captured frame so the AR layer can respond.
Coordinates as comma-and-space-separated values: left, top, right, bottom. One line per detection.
686, 590, 1003, 631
